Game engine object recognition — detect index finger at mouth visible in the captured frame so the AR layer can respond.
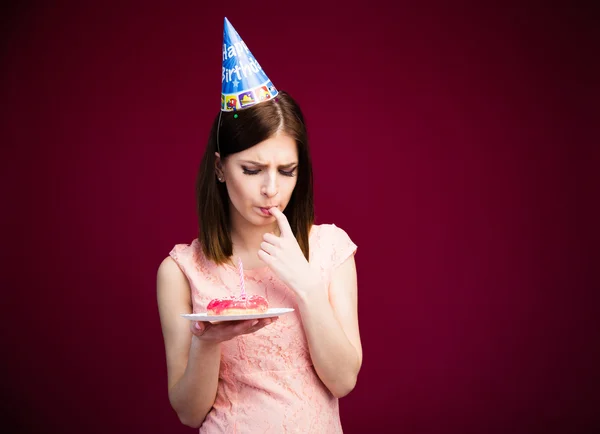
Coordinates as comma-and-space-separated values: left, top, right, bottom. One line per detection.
269, 207, 292, 235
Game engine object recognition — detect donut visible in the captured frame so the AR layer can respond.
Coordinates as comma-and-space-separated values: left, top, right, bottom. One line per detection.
206, 294, 268, 316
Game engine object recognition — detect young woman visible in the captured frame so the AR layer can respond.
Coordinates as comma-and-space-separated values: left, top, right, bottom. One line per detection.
157, 90, 362, 432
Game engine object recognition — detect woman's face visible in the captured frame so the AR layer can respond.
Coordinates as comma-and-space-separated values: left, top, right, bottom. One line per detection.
217, 132, 299, 228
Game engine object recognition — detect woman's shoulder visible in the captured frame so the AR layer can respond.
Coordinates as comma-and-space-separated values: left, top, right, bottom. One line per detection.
310, 223, 357, 268
167, 238, 205, 268
311, 223, 355, 243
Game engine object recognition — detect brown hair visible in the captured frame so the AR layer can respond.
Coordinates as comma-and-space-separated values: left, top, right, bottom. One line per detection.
195, 91, 314, 265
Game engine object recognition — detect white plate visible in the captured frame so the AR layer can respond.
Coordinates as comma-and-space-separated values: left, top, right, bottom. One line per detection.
180, 308, 295, 322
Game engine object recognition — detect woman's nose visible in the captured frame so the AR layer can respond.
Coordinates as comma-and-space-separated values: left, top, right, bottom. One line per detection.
261, 175, 278, 197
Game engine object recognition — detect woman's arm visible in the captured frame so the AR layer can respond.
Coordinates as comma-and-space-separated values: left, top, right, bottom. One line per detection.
157, 256, 276, 427
156, 257, 221, 428
295, 254, 362, 398
258, 208, 362, 398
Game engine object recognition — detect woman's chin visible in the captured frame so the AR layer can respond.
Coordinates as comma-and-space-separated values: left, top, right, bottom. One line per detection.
247, 209, 275, 225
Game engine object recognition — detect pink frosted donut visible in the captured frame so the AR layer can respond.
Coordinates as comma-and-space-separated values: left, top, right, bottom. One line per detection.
206, 294, 268, 316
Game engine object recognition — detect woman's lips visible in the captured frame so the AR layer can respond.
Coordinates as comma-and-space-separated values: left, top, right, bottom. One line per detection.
258, 206, 277, 216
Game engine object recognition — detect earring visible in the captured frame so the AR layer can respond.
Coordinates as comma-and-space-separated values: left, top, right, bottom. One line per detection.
218, 176, 224, 182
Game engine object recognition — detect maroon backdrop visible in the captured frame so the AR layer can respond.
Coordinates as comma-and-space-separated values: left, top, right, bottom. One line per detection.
2, 1, 597, 433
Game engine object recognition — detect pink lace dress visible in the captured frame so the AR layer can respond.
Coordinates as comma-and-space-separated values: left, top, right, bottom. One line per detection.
169, 224, 358, 433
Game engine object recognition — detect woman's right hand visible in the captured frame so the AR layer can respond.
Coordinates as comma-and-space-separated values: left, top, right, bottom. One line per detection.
190, 317, 277, 343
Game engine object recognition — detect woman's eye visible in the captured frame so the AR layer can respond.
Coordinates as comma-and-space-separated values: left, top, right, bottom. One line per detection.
280, 169, 296, 177
242, 166, 297, 177
242, 166, 260, 175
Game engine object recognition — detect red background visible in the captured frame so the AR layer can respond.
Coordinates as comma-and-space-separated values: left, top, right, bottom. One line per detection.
2, 1, 598, 433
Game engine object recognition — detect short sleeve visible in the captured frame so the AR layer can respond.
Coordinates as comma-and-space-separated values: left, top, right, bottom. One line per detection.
328, 224, 358, 269
168, 240, 215, 312
169, 243, 196, 281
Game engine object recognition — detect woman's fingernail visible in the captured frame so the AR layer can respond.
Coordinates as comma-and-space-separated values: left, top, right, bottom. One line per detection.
195, 322, 201, 330
252, 320, 259, 326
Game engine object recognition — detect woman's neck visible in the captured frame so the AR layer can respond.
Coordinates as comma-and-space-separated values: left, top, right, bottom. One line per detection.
229, 213, 280, 268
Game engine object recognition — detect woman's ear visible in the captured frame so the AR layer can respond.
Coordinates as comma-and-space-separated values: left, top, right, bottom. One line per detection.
214, 152, 225, 182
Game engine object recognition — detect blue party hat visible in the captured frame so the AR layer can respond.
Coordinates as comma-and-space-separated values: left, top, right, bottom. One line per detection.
221, 17, 278, 112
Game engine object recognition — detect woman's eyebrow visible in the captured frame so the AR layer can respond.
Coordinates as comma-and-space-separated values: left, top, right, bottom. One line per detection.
240, 160, 298, 168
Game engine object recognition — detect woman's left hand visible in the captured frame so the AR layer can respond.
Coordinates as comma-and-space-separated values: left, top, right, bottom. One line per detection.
257, 207, 322, 298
